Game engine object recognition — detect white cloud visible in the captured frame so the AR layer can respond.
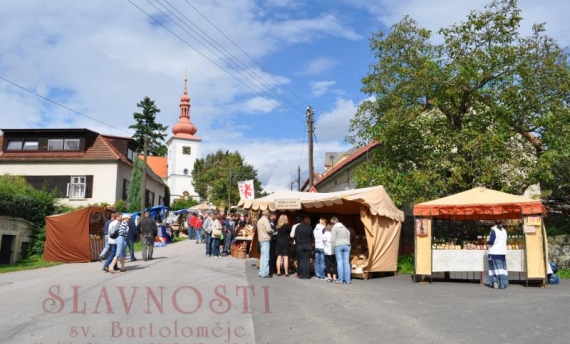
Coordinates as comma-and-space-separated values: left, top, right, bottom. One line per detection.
315, 98, 358, 141
310, 81, 336, 97
298, 57, 339, 76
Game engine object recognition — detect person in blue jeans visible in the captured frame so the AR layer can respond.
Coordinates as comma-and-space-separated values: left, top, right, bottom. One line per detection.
202, 212, 213, 256
257, 210, 274, 277
331, 217, 351, 284
99, 213, 114, 261
313, 217, 327, 279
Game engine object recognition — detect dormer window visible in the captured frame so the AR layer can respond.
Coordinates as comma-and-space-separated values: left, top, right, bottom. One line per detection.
23, 141, 39, 150
7, 140, 23, 150
127, 148, 134, 161
48, 138, 80, 151
6, 140, 38, 151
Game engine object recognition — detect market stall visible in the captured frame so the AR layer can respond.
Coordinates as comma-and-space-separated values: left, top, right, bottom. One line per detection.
232, 224, 254, 259
44, 206, 113, 263
238, 186, 405, 279
413, 187, 549, 285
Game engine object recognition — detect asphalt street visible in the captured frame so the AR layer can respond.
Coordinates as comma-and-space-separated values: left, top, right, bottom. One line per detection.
0, 239, 568, 344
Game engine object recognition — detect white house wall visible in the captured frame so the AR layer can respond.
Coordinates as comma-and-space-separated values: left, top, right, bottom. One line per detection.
0, 162, 119, 206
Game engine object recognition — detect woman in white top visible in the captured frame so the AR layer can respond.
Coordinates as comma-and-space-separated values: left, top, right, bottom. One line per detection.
321, 223, 337, 282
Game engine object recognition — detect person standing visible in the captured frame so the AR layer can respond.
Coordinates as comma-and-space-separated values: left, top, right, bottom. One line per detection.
188, 212, 197, 240
139, 211, 158, 261
211, 214, 223, 258
269, 212, 278, 275
290, 216, 302, 276
109, 213, 130, 273
126, 215, 138, 261
257, 210, 274, 278
487, 220, 508, 289
203, 212, 214, 256
331, 217, 351, 284
322, 223, 337, 283
103, 213, 120, 272
294, 216, 314, 279
313, 217, 327, 280
99, 212, 114, 261
275, 214, 291, 276
222, 214, 235, 255
195, 214, 204, 244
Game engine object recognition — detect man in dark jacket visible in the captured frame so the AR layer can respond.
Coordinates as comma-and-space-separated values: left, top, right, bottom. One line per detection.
138, 211, 158, 261
126, 217, 138, 261
294, 216, 314, 279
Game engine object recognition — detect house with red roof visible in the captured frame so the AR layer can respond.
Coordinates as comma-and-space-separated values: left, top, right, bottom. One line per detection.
0, 128, 167, 207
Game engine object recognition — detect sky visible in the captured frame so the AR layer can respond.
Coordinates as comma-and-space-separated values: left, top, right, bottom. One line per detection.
1, 0, 569, 193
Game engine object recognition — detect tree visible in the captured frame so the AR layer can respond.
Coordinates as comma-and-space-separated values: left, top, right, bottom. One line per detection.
191, 150, 264, 207
348, 0, 570, 206
126, 155, 143, 212
129, 96, 169, 156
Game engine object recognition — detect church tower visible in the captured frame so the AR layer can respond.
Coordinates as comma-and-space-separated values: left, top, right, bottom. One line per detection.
166, 75, 201, 200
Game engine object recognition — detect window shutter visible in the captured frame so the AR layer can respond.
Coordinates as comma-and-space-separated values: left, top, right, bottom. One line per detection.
85, 175, 93, 198
66, 183, 70, 197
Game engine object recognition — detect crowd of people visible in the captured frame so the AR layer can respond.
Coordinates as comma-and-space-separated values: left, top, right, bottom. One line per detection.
99, 211, 159, 273
257, 210, 353, 284
184, 211, 251, 259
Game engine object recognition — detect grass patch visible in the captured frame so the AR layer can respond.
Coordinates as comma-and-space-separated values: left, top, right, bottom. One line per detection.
0, 255, 63, 274
398, 254, 414, 275
557, 269, 570, 279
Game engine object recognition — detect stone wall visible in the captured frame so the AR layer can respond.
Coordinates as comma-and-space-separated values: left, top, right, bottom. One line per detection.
548, 235, 570, 269
0, 216, 35, 264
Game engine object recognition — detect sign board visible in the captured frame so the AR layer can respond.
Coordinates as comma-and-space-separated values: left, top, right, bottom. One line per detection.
308, 186, 318, 193
274, 198, 302, 210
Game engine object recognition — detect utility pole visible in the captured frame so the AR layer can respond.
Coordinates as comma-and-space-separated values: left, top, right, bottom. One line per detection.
141, 132, 148, 216
306, 106, 315, 189
297, 166, 301, 191
228, 165, 232, 208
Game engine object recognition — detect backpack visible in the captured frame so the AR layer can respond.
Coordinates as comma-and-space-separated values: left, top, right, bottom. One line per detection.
109, 225, 119, 239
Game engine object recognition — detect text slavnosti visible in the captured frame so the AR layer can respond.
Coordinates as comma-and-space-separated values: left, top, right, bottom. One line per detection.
42, 284, 272, 315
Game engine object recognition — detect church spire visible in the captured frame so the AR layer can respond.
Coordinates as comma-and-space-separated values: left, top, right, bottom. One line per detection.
172, 74, 198, 139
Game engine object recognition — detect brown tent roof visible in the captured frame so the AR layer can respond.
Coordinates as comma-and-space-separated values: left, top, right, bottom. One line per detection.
413, 187, 546, 220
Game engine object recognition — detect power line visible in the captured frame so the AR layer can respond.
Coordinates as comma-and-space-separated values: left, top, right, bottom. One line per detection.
0, 75, 133, 135
126, 0, 304, 122
157, 0, 306, 114
181, 0, 309, 109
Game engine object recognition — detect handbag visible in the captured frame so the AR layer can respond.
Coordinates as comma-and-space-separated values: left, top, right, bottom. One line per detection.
212, 222, 222, 238
109, 227, 119, 239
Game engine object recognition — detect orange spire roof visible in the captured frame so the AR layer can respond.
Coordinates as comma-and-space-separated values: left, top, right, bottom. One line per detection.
172, 74, 199, 140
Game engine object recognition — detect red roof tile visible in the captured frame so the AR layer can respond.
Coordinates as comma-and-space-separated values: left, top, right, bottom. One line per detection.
314, 141, 379, 187
141, 155, 168, 179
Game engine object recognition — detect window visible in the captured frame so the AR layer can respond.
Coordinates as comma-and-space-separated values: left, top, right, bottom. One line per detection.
159, 195, 164, 206
7, 140, 23, 150
67, 176, 86, 199
64, 139, 80, 150
23, 141, 39, 150
48, 139, 80, 151
127, 148, 134, 161
182, 146, 191, 155
122, 179, 130, 200
48, 139, 64, 150
148, 191, 155, 207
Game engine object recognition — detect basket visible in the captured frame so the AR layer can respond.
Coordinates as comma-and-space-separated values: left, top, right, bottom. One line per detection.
230, 249, 236, 258
234, 250, 247, 259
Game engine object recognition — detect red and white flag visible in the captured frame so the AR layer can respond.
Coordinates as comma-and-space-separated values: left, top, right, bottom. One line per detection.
238, 180, 255, 199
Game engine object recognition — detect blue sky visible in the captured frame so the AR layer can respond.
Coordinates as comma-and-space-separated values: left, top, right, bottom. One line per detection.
1, 0, 569, 192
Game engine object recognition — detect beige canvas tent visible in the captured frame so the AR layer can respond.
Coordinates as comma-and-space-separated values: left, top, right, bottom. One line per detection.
238, 186, 405, 274
413, 187, 548, 283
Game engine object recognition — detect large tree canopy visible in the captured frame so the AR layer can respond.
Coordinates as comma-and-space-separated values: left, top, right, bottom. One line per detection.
348, 0, 570, 206
129, 96, 169, 156
191, 150, 265, 207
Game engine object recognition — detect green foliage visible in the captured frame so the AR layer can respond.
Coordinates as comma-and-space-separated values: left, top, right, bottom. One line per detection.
397, 254, 415, 275
170, 198, 198, 211
127, 155, 143, 212
192, 150, 264, 207
114, 199, 128, 213
558, 269, 570, 279
0, 174, 59, 257
348, 0, 570, 206
129, 96, 169, 156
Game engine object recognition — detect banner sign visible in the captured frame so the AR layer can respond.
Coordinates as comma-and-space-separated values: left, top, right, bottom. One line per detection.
274, 198, 302, 210
238, 180, 255, 200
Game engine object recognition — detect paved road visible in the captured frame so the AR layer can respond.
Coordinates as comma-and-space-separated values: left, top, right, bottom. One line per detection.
1, 240, 568, 344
